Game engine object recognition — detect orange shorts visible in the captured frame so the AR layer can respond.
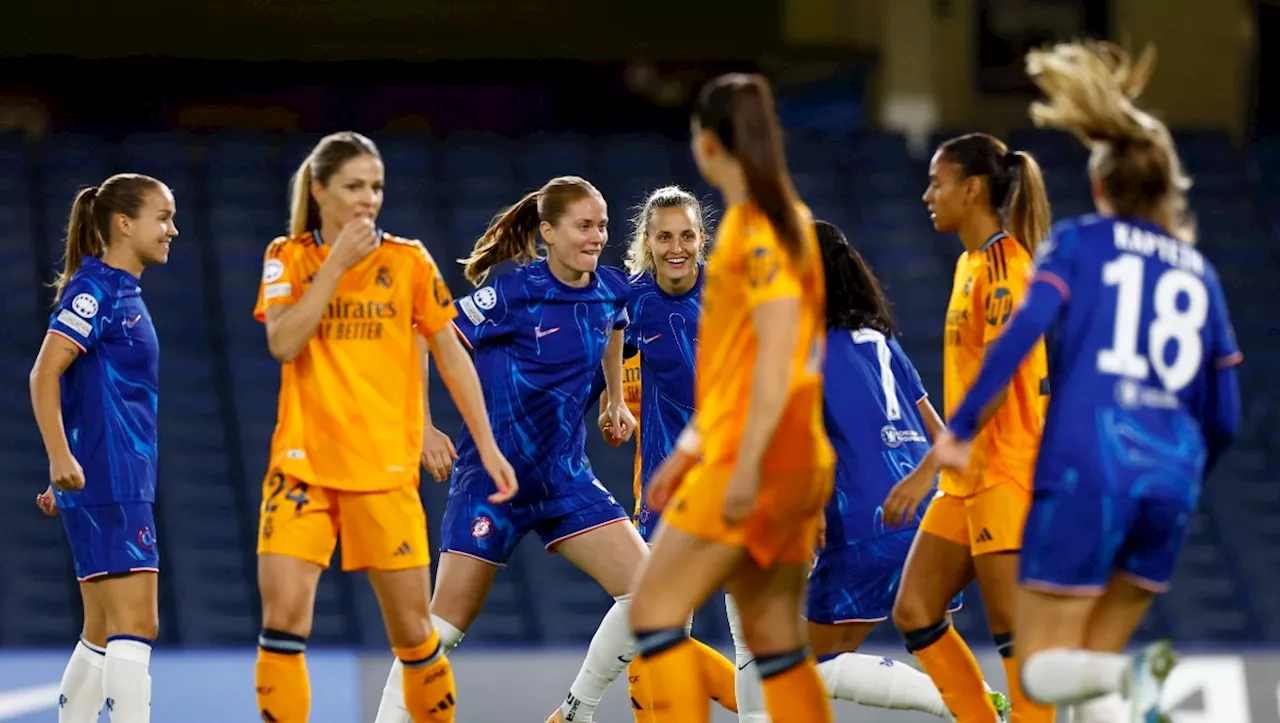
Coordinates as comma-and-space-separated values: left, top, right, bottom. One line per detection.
918, 481, 1031, 556
256, 470, 430, 572
662, 464, 833, 567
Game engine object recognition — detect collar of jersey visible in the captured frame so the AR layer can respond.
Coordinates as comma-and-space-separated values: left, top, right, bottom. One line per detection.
312, 227, 384, 247
535, 258, 600, 294
979, 231, 1008, 252
83, 256, 141, 286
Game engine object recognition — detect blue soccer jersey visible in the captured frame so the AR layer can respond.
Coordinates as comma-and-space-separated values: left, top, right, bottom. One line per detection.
950, 215, 1242, 590
821, 328, 933, 545
450, 260, 631, 501
626, 270, 701, 537
46, 257, 160, 509
807, 326, 961, 624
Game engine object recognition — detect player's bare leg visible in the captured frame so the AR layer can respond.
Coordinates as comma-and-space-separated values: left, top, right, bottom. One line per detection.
93, 571, 158, 723
974, 551, 1052, 722
59, 582, 108, 722
1073, 575, 1161, 722
726, 558, 832, 723
256, 554, 323, 723
547, 520, 647, 723
373, 552, 492, 723
1016, 581, 1173, 721
808, 620, 954, 719
369, 565, 457, 722
630, 524, 745, 722
893, 532, 1003, 722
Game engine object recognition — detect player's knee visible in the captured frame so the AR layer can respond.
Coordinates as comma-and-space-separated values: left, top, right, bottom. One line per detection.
890, 592, 935, 634
260, 595, 314, 637
109, 609, 158, 640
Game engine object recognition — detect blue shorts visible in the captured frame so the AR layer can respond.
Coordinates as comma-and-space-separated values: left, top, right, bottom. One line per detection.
60, 502, 160, 582
440, 480, 629, 565
1020, 485, 1190, 594
806, 529, 962, 624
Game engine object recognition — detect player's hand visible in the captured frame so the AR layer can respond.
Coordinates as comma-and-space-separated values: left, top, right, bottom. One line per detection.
326, 217, 379, 273
421, 426, 458, 483
479, 447, 519, 504
36, 486, 58, 517
50, 453, 85, 492
931, 430, 972, 471
601, 401, 636, 446
882, 463, 935, 529
722, 465, 761, 526
646, 448, 695, 512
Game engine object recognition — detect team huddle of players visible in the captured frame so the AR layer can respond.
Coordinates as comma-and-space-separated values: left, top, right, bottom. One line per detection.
32, 40, 1241, 723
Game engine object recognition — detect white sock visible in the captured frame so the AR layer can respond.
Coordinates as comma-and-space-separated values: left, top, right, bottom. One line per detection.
1022, 648, 1129, 705
59, 637, 106, 723
559, 594, 634, 723
725, 594, 770, 723
818, 653, 952, 719
1069, 692, 1126, 723
102, 637, 151, 723
373, 615, 466, 723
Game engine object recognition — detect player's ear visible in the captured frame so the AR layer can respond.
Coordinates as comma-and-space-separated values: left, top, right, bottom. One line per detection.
539, 219, 555, 247
114, 211, 132, 239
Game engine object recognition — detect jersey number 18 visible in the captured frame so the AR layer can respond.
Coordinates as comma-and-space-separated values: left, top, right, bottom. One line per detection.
1096, 253, 1208, 393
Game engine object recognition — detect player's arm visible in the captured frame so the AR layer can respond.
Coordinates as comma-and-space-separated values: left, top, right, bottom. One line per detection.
29, 333, 84, 490
736, 296, 802, 471
600, 327, 636, 443
949, 277, 1066, 440
263, 260, 345, 362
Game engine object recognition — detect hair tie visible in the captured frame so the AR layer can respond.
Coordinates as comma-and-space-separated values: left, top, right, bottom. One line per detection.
86, 185, 100, 200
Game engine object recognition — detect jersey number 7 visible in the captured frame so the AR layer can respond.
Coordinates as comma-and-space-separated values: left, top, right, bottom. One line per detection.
851, 329, 901, 421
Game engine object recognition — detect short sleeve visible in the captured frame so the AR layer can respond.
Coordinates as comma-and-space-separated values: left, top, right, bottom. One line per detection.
253, 240, 302, 322
742, 231, 802, 309
979, 246, 1032, 346
1208, 275, 1243, 370
453, 275, 514, 347
613, 305, 630, 331
48, 279, 107, 352
412, 252, 458, 337
889, 337, 928, 403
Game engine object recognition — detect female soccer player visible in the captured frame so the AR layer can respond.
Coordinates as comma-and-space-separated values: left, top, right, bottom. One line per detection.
376, 175, 644, 723
253, 131, 516, 723
573, 186, 739, 721
627, 72, 835, 723
31, 173, 177, 723
886, 131, 1053, 723
930, 41, 1241, 723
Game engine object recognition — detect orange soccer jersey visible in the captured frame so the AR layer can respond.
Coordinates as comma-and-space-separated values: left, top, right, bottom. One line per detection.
253, 231, 458, 492
940, 233, 1048, 496
623, 352, 644, 511
694, 202, 834, 475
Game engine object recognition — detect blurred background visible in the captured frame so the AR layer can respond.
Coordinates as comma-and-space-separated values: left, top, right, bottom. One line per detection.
0, 0, 1277, 720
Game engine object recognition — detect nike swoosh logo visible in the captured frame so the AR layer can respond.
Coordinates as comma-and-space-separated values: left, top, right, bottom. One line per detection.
535, 326, 560, 339
737, 659, 754, 671
642, 333, 662, 344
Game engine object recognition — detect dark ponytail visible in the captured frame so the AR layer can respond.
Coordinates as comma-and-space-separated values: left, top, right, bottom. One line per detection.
55, 174, 162, 302
695, 74, 807, 265
460, 175, 602, 286
814, 220, 896, 334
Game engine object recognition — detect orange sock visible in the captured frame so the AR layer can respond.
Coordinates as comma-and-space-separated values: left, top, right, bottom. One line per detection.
636, 631, 709, 723
627, 657, 654, 722
255, 643, 310, 722
1002, 655, 1055, 722
757, 651, 833, 723
691, 639, 738, 713
910, 623, 997, 722
395, 630, 457, 722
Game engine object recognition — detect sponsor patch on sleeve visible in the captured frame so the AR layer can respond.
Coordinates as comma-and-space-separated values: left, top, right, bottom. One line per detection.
56, 309, 92, 337
263, 258, 285, 283
458, 296, 485, 325
264, 282, 293, 301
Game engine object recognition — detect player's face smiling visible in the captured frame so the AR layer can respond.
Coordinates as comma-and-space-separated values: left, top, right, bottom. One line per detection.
647, 205, 702, 286
313, 154, 385, 228
544, 195, 608, 280
923, 152, 969, 234
126, 186, 178, 266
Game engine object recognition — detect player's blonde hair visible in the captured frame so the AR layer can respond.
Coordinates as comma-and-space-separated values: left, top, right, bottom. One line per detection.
57, 174, 163, 302
625, 186, 708, 276
1026, 41, 1194, 243
461, 175, 602, 286
288, 131, 381, 238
